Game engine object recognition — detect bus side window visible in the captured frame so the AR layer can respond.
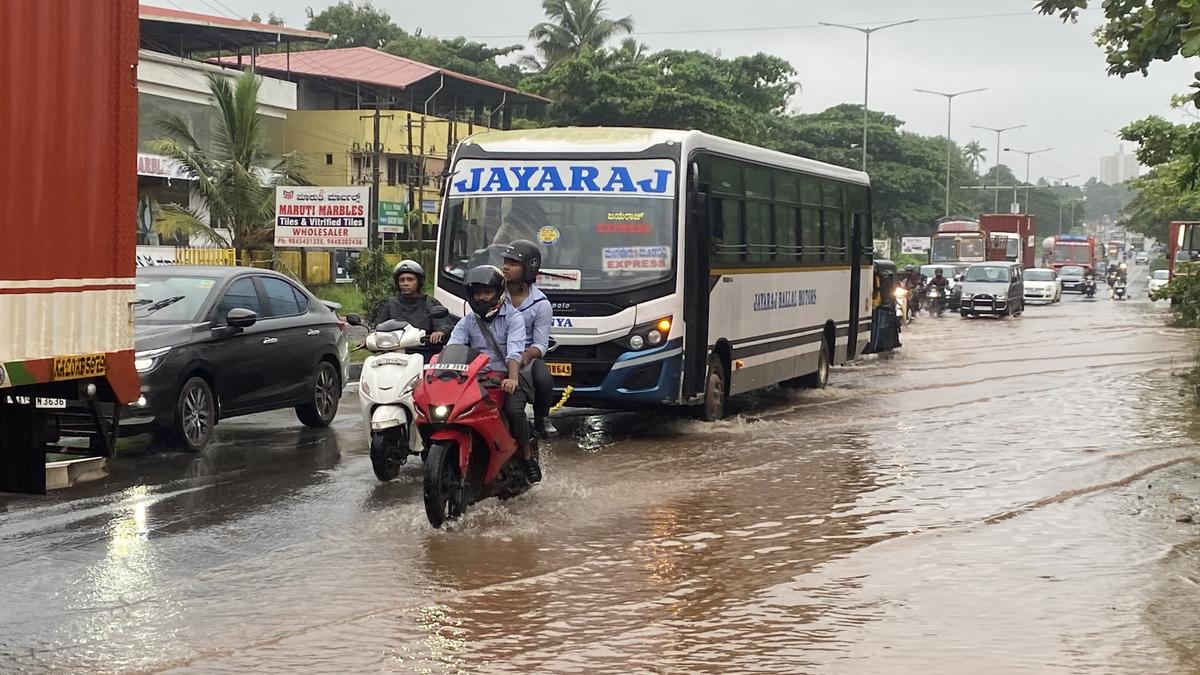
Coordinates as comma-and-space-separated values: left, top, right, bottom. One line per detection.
775, 206, 799, 263
711, 196, 745, 264
801, 207, 822, 263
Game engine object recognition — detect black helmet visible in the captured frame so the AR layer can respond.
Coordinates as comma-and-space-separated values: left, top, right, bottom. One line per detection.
934, 268, 944, 276
392, 259, 425, 288
905, 264, 915, 272
464, 265, 506, 321
502, 239, 542, 283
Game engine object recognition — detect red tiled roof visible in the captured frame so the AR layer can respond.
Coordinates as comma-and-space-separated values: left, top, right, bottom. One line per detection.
245, 47, 550, 103
139, 4, 331, 42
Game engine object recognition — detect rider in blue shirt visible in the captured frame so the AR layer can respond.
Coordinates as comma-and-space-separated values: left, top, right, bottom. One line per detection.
500, 239, 557, 439
446, 265, 540, 482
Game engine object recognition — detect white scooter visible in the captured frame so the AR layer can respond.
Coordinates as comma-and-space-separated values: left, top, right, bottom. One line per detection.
347, 308, 448, 482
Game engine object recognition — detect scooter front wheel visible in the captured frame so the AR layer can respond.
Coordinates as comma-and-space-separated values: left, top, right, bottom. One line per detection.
370, 430, 404, 482
424, 442, 465, 528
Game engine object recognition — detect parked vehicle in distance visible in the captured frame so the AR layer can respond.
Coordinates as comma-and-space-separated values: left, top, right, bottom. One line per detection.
959, 262, 1025, 318
1148, 269, 1170, 296
1023, 268, 1062, 304
126, 266, 349, 451
1058, 265, 1087, 293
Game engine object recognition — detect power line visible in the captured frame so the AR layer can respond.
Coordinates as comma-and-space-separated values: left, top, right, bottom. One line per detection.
440, 8, 1097, 40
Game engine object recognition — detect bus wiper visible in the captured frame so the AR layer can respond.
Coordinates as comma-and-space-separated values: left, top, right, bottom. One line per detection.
538, 270, 579, 281
138, 295, 185, 314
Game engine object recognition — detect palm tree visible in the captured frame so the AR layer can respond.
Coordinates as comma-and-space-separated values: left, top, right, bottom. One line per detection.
526, 0, 634, 69
962, 141, 986, 174
150, 70, 306, 253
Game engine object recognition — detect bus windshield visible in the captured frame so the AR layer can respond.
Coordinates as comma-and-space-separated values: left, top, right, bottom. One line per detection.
933, 236, 985, 262
1054, 245, 1091, 263
440, 194, 675, 292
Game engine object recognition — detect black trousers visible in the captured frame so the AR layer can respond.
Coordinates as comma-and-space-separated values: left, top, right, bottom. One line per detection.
520, 358, 554, 419
503, 386, 531, 447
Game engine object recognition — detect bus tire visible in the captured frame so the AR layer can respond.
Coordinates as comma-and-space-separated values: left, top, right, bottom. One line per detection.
700, 355, 727, 422
801, 338, 830, 389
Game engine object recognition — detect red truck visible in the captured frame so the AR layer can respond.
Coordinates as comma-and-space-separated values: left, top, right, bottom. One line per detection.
1, 0, 139, 493
979, 214, 1036, 269
1046, 234, 1097, 272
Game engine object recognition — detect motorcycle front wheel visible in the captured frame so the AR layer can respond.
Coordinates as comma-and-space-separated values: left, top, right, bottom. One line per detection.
424, 442, 465, 528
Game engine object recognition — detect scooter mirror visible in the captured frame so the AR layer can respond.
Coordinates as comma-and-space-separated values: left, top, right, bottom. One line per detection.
346, 313, 363, 327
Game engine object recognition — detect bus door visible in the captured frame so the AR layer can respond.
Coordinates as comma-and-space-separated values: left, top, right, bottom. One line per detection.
681, 162, 711, 401
847, 213, 863, 360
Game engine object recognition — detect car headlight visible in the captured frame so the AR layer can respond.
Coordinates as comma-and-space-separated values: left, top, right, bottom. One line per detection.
134, 347, 171, 373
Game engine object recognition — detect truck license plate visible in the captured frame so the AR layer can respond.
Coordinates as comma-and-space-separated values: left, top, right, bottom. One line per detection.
547, 362, 572, 377
52, 353, 106, 380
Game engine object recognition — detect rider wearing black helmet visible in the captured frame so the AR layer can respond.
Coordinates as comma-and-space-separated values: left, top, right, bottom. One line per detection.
501, 239, 557, 439
446, 265, 540, 481
374, 260, 455, 345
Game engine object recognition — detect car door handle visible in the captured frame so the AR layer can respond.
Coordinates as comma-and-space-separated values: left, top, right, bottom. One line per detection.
262, 337, 278, 345
307, 329, 320, 336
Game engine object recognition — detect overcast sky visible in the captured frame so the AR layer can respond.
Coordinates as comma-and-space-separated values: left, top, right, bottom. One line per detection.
170, 0, 1199, 183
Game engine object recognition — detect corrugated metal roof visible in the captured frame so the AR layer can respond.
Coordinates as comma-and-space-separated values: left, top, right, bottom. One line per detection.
249, 47, 551, 104
139, 4, 331, 42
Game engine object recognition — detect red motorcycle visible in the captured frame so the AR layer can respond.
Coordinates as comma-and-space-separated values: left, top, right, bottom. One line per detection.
413, 344, 538, 528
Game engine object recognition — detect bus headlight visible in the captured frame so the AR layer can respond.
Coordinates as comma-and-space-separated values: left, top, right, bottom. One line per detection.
629, 335, 645, 350
623, 316, 672, 351
647, 330, 663, 346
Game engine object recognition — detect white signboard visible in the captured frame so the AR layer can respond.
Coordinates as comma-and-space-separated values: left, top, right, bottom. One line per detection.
449, 159, 677, 199
901, 236, 931, 254
873, 238, 891, 260
274, 186, 369, 249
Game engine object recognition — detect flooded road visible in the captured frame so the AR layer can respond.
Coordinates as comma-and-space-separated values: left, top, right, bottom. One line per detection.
4, 265, 1200, 673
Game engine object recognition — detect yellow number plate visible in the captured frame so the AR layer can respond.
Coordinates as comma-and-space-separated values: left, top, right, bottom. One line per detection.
52, 353, 107, 380
547, 362, 572, 377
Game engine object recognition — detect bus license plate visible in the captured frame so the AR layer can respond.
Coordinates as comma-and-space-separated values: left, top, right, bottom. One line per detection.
52, 353, 106, 380
547, 362, 572, 377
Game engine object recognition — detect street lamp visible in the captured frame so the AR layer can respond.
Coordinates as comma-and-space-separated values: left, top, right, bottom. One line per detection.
820, 19, 918, 172
1003, 146, 1051, 212
915, 87, 987, 217
971, 123, 1026, 212
1046, 174, 1080, 234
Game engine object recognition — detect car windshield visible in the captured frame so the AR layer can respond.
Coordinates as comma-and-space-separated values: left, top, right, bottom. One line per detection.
440, 159, 676, 293
920, 264, 954, 279
1060, 266, 1084, 276
1025, 269, 1054, 281
1153, 270, 1170, 280
134, 274, 218, 323
964, 266, 1009, 283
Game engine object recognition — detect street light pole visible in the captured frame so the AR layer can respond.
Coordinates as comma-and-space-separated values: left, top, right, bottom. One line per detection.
915, 87, 987, 217
1045, 174, 1078, 234
1002, 146, 1051, 212
971, 123, 1026, 213
821, 19, 918, 172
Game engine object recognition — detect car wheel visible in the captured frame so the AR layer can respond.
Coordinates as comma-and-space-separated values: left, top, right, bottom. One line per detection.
296, 360, 340, 427
172, 377, 215, 452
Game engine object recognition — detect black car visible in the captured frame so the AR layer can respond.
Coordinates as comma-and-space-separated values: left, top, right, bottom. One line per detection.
126, 266, 349, 451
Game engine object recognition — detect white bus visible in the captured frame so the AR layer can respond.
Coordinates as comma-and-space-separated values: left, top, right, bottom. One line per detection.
435, 128, 873, 419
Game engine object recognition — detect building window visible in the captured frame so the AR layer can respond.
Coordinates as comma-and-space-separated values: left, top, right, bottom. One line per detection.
325, 153, 333, 165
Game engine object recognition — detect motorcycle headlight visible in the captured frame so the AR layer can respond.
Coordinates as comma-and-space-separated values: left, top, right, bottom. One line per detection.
134, 346, 171, 373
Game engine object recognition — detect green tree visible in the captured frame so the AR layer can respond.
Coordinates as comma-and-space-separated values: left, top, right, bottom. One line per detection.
305, 1, 401, 49
150, 70, 306, 251
384, 32, 524, 87
962, 141, 986, 173
526, 0, 634, 69
250, 11, 285, 26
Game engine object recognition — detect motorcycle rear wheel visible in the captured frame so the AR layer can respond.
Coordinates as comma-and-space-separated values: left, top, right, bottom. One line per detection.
424, 442, 465, 528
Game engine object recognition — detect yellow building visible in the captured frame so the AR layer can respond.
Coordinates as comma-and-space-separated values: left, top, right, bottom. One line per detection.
251, 47, 551, 240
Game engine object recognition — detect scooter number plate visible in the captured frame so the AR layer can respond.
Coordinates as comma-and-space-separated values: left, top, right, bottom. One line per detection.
373, 357, 409, 367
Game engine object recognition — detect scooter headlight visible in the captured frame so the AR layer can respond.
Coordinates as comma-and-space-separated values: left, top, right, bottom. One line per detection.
360, 379, 371, 395
400, 374, 419, 396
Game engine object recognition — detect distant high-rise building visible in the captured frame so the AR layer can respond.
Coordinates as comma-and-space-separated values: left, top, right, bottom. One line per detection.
1100, 148, 1140, 184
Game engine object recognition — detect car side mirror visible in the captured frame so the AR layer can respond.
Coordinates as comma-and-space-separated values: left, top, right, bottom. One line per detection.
430, 306, 450, 319
346, 313, 364, 327
226, 308, 258, 329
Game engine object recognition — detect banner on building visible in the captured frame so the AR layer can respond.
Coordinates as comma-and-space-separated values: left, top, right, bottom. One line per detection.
274, 186, 369, 248
379, 200, 407, 235
901, 237, 931, 254
873, 239, 891, 260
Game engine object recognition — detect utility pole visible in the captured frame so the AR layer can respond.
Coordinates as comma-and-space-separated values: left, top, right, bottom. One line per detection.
820, 19, 918, 172
1045, 174, 1078, 235
915, 87, 987, 216
1002, 146, 1051, 212
971, 123, 1025, 213
360, 106, 394, 249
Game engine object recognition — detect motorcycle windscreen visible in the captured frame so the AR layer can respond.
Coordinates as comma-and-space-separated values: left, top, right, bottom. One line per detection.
436, 344, 481, 367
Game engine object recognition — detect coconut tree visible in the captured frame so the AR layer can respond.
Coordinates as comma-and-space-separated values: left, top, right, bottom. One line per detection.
150, 69, 305, 253
525, 0, 634, 69
962, 141, 987, 174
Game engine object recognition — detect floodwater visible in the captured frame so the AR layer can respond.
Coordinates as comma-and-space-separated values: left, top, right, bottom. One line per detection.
4, 265, 1200, 674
